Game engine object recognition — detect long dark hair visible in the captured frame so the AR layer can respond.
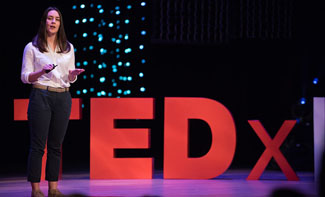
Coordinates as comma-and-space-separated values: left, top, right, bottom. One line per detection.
32, 7, 71, 53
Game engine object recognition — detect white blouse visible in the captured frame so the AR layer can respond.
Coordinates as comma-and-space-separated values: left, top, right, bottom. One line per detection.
21, 42, 77, 88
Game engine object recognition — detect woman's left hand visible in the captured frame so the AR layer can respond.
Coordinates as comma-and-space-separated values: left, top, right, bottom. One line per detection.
69, 69, 85, 81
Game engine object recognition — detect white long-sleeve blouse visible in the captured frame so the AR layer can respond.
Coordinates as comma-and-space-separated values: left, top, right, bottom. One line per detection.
21, 42, 77, 88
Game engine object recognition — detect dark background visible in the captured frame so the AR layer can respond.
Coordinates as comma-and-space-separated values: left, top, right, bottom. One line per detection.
1, 0, 324, 177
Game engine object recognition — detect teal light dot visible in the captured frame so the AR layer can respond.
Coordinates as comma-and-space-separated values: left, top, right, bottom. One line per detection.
98, 34, 103, 41
100, 48, 107, 55
76, 90, 81, 95
124, 48, 132, 53
83, 89, 87, 94
139, 72, 144, 77
140, 87, 146, 92
100, 77, 106, 83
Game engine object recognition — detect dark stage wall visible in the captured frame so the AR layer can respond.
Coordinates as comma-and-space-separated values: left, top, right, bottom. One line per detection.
1, 0, 324, 177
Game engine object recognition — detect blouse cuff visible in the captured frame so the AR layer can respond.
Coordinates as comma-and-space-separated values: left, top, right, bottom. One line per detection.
21, 73, 31, 84
69, 75, 78, 83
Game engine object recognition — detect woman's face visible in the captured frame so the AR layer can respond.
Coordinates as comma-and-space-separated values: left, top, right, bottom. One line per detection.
46, 10, 60, 36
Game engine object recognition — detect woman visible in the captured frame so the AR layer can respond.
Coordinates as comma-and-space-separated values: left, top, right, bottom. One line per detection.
21, 7, 84, 197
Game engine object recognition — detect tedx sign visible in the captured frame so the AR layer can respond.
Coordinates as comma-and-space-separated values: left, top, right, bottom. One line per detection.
14, 97, 299, 180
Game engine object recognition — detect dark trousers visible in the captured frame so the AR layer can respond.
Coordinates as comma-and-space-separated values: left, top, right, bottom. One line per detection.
27, 88, 71, 182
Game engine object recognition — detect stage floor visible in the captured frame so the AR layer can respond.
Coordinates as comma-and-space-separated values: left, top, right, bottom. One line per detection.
0, 170, 317, 197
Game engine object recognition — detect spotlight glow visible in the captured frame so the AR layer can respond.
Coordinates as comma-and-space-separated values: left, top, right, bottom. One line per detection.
300, 98, 306, 105
313, 78, 319, 85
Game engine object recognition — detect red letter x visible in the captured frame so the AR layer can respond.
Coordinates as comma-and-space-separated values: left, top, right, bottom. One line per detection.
247, 120, 299, 181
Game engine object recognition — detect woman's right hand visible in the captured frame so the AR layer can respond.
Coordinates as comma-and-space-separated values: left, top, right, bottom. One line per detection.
28, 64, 54, 82
42, 64, 54, 74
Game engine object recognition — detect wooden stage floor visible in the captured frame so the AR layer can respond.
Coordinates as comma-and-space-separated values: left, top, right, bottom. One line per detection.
0, 170, 317, 197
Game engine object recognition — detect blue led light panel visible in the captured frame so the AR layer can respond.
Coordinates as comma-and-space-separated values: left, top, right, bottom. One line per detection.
70, 0, 149, 97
